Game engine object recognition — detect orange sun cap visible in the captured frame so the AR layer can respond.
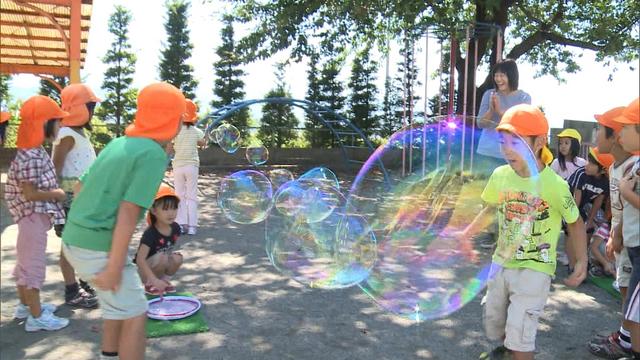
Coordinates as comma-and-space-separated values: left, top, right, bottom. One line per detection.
17, 95, 69, 149
496, 104, 554, 165
60, 83, 101, 127
184, 99, 198, 123
613, 97, 640, 125
125, 82, 186, 141
146, 184, 180, 225
594, 106, 625, 132
589, 147, 615, 170
0, 111, 10, 124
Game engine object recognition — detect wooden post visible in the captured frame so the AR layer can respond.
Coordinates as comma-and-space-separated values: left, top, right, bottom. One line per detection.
69, 0, 81, 83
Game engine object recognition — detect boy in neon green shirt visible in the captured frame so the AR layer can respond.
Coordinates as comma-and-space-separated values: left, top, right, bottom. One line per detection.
466, 104, 588, 360
62, 82, 186, 360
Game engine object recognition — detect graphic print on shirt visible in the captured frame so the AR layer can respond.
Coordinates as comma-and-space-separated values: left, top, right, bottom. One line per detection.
495, 190, 553, 264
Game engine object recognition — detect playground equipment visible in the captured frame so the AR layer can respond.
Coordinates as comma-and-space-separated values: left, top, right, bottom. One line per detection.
199, 98, 391, 185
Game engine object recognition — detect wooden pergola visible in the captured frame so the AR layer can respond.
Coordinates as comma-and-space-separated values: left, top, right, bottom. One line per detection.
0, 0, 93, 88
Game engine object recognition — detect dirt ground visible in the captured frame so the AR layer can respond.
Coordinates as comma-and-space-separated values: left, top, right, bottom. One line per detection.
0, 169, 624, 360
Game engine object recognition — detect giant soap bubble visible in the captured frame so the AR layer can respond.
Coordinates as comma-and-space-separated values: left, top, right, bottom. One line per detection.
274, 179, 341, 223
267, 168, 294, 192
299, 167, 340, 190
246, 144, 269, 166
266, 188, 376, 289
346, 115, 541, 321
214, 123, 241, 153
218, 170, 273, 224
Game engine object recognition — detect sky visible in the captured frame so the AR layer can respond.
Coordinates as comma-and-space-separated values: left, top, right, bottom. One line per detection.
6, 0, 640, 130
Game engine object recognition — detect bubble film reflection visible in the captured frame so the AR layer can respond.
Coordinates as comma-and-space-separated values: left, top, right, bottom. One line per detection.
347, 118, 539, 321
218, 170, 273, 224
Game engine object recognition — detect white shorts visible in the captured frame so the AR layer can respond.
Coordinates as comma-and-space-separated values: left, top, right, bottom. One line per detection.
62, 243, 148, 320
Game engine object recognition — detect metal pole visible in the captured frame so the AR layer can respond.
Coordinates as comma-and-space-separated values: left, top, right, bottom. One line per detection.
470, 37, 479, 176
401, 35, 408, 178
447, 35, 456, 162
422, 30, 429, 177
409, 36, 415, 175
436, 39, 444, 170
461, 26, 470, 180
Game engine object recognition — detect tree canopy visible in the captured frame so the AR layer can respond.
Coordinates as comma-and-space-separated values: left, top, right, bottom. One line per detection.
227, 0, 639, 113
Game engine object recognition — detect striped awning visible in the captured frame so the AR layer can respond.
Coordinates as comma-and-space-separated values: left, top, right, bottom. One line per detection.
0, 0, 93, 80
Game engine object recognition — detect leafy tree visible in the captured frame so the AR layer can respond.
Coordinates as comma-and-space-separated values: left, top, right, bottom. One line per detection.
348, 46, 378, 142
88, 116, 116, 148
159, 0, 198, 98
304, 51, 324, 148
257, 63, 299, 148
228, 0, 639, 114
96, 5, 137, 137
38, 76, 68, 104
212, 14, 250, 137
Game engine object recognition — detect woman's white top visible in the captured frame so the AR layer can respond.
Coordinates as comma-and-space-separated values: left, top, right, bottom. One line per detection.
550, 157, 587, 180
173, 125, 204, 168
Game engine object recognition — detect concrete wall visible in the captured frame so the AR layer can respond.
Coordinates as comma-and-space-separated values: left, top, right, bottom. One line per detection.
0, 147, 387, 172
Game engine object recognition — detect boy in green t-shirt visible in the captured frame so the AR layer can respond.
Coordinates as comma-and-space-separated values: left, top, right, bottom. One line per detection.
61, 82, 186, 360
466, 104, 588, 360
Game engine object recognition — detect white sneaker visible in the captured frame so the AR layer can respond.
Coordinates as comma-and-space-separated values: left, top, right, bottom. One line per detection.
25, 310, 69, 332
14, 302, 57, 320
187, 227, 196, 235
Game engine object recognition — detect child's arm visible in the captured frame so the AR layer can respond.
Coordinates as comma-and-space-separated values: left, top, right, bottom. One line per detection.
585, 194, 605, 229
135, 244, 169, 292
564, 217, 588, 287
573, 189, 582, 211
606, 221, 624, 260
21, 181, 66, 202
461, 205, 496, 239
93, 201, 141, 291
619, 175, 640, 209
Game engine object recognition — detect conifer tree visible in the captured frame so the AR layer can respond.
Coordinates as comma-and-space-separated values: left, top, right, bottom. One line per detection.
212, 14, 249, 136
304, 51, 323, 148
257, 63, 298, 148
348, 46, 378, 142
96, 5, 137, 137
159, 0, 198, 98
316, 44, 345, 147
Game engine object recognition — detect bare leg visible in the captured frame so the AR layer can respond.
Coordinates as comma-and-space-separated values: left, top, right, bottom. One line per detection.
512, 351, 534, 360
17, 285, 27, 305
21, 286, 42, 317
59, 249, 77, 286
151, 254, 169, 280
631, 321, 640, 352
103, 319, 123, 354
166, 253, 183, 276
118, 314, 147, 360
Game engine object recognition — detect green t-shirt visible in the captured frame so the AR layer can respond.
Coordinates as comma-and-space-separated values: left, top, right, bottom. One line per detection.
62, 136, 168, 252
481, 165, 580, 276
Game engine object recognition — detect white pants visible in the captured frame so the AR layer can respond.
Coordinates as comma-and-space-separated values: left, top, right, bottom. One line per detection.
174, 164, 199, 227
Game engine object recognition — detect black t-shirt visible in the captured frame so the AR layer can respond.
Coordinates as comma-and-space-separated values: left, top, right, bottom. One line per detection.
134, 222, 180, 262
567, 167, 609, 218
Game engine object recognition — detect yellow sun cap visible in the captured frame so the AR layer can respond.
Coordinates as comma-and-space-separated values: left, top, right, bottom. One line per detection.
557, 128, 582, 143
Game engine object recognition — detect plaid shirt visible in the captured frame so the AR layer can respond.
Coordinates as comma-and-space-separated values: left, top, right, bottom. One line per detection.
4, 147, 65, 224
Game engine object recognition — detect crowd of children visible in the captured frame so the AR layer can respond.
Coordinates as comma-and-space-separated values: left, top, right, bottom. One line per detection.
2, 75, 638, 360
